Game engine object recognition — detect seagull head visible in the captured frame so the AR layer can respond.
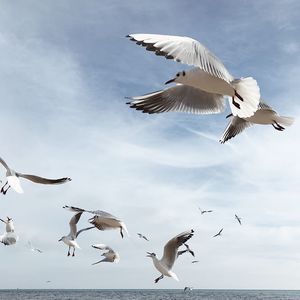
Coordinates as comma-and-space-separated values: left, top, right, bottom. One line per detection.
165, 70, 187, 85
146, 252, 156, 258
7, 217, 12, 222
58, 236, 64, 242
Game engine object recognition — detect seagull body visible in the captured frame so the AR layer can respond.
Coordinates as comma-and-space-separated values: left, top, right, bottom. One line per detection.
91, 244, 120, 264
0, 157, 71, 195
213, 228, 223, 238
63, 205, 129, 238
235, 214, 242, 225
137, 233, 149, 241
127, 34, 260, 119
147, 229, 194, 283
220, 102, 294, 143
59, 212, 94, 256
0, 217, 18, 246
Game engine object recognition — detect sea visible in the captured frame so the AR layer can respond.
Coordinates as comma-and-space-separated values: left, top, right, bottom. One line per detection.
0, 290, 300, 300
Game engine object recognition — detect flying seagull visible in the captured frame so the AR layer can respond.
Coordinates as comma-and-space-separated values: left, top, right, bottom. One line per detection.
137, 233, 149, 241
58, 212, 94, 257
235, 214, 242, 225
91, 244, 120, 265
220, 102, 294, 143
126, 34, 260, 119
147, 229, 194, 283
0, 157, 71, 195
27, 241, 43, 253
177, 243, 195, 257
63, 205, 129, 238
199, 208, 213, 215
213, 228, 223, 238
0, 217, 19, 246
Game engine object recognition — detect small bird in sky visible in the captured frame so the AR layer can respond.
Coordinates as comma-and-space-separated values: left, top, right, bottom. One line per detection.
58, 212, 94, 257
199, 207, 213, 214
137, 233, 149, 241
0, 156, 71, 195
63, 205, 129, 239
235, 214, 242, 225
27, 241, 43, 253
91, 244, 120, 265
147, 229, 194, 283
177, 243, 195, 257
213, 228, 223, 238
191, 260, 199, 264
0, 217, 18, 246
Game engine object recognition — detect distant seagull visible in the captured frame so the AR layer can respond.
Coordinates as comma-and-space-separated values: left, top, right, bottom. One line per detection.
199, 208, 213, 215
58, 212, 94, 257
91, 244, 120, 265
0, 156, 71, 195
46, 281, 51, 283
184, 286, 193, 292
219, 102, 294, 143
126, 34, 260, 119
27, 241, 43, 253
137, 233, 149, 241
213, 228, 223, 238
177, 243, 195, 257
191, 260, 199, 264
63, 205, 129, 238
147, 229, 194, 283
235, 214, 242, 225
0, 217, 19, 246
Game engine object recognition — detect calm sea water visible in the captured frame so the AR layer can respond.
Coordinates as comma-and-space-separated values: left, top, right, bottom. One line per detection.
0, 289, 300, 300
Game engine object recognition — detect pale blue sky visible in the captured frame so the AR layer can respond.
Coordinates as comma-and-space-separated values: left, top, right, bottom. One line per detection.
0, 0, 300, 289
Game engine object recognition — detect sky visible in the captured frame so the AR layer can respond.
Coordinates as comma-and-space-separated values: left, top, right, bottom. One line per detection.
0, 0, 300, 290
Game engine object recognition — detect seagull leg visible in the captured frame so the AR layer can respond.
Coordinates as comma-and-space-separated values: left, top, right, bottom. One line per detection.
272, 122, 285, 131
232, 97, 240, 109
154, 274, 164, 283
1, 181, 9, 195
120, 227, 124, 238
67, 246, 70, 256
72, 248, 75, 257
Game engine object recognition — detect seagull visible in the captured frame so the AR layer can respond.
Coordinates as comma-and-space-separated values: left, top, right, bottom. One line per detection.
213, 228, 223, 238
146, 229, 194, 283
137, 233, 149, 241
126, 34, 260, 119
27, 241, 43, 253
177, 243, 195, 257
0, 217, 19, 246
0, 156, 71, 195
91, 244, 120, 265
58, 212, 94, 257
235, 214, 242, 225
220, 102, 294, 143
199, 208, 213, 215
184, 286, 193, 292
191, 260, 199, 264
63, 205, 129, 238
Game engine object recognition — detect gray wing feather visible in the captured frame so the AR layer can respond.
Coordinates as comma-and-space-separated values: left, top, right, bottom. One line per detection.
219, 116, 252, 144
0, 157, 10, 171
127, 85, 226, 115
69, 212, 82, 238
16, 173, 71, 184
127, 34, 232, 82
76, 226, 95, 237
161, 229, 194, 269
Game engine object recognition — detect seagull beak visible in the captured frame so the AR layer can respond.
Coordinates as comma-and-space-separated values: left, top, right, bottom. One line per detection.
146, 252, 152, 257
165, 78, 175, 85
58, 238, 62, 242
